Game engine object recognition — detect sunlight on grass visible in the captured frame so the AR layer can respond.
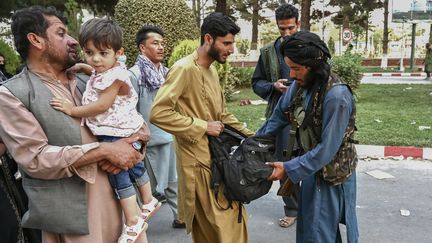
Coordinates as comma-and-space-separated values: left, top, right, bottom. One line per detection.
227, 84, 432, 147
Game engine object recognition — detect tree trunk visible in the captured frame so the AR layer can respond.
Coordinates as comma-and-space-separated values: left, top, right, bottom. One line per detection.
429, 24, 432, 43
381, 0, 389, 68
215, 0, 227, 14
251, 1, 259, 50
192, 0, 201, 28
364, 12, 369, 52
383, 0, 389, 55
300, 0, 311, 31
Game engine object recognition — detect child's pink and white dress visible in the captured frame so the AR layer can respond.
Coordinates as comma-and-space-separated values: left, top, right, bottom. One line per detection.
82, 65, 144, 137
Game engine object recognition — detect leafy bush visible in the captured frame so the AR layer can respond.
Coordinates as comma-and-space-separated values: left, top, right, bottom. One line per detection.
331, 53, 362, 92
0, 39, 22, 75
114, 0, 199, 67
236, 38, 250, 55
230, 67, 254, 88
328, 37, 336, 56
168, 39, 199, 67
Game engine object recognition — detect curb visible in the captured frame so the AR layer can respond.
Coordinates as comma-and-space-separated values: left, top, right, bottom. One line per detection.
363, 73, 425, 77
356, 145, 432, 160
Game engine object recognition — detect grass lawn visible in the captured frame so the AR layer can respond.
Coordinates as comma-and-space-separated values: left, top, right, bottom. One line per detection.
227, 84, 432, 147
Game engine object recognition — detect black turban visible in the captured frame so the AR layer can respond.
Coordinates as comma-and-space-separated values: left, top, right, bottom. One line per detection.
280, 31, 331, 68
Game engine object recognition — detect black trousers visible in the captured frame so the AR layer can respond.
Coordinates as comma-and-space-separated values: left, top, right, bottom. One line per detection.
0, 155, 41, 243
280, 179, 300, 217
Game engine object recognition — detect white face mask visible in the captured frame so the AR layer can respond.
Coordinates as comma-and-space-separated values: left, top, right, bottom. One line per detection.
117, 55, 127, 63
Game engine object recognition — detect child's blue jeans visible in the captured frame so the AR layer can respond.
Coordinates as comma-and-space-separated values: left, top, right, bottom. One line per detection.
98, 135, 149, 199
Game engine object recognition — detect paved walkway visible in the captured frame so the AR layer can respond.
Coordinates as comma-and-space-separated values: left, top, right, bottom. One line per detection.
361, 76, 432, 84
145, 159, 432, 243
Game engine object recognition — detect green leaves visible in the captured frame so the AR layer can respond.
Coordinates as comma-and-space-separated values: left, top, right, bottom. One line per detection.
114, 0, 199, 67
331, 53, 362, 92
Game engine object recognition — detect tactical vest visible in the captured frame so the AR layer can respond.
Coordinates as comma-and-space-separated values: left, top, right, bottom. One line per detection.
260, 42, 282, 118
2, 68, 90, 234
287, 73, 358, 185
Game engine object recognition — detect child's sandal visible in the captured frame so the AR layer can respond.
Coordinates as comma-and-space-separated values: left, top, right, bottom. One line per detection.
141, 197, 161, 222
117, 216, 148, 243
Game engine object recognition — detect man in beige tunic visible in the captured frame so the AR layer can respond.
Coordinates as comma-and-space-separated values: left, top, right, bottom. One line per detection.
0, 6, 148, 242
150, 12, 254, 243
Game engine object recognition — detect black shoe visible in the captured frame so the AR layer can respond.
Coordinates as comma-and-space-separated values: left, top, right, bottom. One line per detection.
153, 192, 167, 203
172, 219, 186, 229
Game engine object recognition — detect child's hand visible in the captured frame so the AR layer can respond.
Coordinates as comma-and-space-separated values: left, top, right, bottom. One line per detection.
66, 63, 93, 75
50, 97, 74, 116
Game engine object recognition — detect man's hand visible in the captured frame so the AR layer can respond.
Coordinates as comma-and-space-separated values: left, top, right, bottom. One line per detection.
266, 162, 287, 181
274, 79, 289, 93
206, 121, 224, 136
132, 124, 151, 144
101, 137, 143, 170
98, 161, 122, 174
50, 97, 74, 116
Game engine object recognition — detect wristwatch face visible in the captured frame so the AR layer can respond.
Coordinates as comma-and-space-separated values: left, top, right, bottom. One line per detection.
132, 141, 142, 151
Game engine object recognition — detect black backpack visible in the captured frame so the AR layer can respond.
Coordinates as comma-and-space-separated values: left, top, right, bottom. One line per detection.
208, 125, 276, 222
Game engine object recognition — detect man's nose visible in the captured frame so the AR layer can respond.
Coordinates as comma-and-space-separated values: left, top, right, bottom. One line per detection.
67, 35, 78, 46
282, 30, 290, 38
289, 69, 296, 79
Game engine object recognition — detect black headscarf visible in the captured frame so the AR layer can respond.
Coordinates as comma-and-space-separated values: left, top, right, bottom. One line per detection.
280, 31, 331, 68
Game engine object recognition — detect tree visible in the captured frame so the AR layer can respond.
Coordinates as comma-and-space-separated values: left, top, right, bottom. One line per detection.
329, 0, 383, 48
300, 0, 312, 31
232, 0, 279, 50
382, 0, 389, 68
215, 0, 227, 14
259, 21, 279, 46
65, 0, 83, 39
75, 0, 118, 16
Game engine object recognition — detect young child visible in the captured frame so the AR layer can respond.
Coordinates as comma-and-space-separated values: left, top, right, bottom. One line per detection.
50, 18, 161, 243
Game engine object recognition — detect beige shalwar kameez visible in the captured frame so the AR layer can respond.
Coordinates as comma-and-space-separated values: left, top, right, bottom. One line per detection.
0, 72, 124, 243
150, 51, 254, 243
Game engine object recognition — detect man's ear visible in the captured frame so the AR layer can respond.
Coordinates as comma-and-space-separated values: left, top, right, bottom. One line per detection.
139, 43, 146, 54
296, 20, 301, 30
27, 33, 45, 50
204, 33, 213, 45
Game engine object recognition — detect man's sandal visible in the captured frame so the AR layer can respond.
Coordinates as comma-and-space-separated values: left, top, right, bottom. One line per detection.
279, 216, 296, 228
141, 197, 162, 222
117, 216, 148, 243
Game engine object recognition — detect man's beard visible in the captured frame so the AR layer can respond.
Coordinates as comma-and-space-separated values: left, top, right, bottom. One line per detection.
301, 70, 316, 89
208, 43, 226, 64
46, 43, 78, 70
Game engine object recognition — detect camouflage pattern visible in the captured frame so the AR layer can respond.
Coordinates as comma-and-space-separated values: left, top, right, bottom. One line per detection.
287, 72, 357, 185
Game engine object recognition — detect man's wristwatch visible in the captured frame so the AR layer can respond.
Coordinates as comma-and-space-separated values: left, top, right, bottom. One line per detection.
132, 141, 143, 152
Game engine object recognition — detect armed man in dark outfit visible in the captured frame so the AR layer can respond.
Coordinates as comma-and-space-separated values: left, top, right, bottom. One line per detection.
251, 3, 300, 228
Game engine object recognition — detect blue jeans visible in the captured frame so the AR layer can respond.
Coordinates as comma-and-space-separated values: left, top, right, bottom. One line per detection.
98, 135, 149, 199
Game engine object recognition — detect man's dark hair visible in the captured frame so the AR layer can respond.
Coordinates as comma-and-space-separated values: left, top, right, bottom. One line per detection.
275, 3, 299, 22
135, 25, 164, 48
11, 6, 66, 60
281, 31, 332, 87
79, 18, 123, 52
200, 12, 240, 45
